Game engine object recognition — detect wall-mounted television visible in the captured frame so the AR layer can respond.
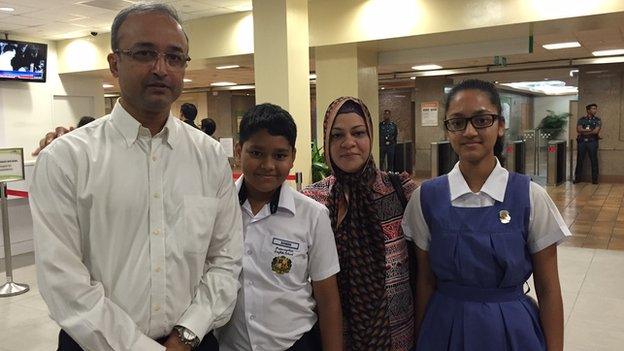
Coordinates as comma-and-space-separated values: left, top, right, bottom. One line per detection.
0, 39, 47, 83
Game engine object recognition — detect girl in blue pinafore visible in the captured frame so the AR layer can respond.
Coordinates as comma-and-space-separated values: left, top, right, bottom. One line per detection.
402, 79, 570, 351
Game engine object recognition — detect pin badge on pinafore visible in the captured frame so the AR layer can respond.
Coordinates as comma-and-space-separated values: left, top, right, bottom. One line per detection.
499, 210, 511, 224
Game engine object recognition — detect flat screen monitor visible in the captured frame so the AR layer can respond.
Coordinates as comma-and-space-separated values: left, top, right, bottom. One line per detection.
0, 39, 47, 83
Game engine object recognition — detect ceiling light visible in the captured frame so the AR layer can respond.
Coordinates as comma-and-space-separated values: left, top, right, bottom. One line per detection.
573, 56, 624, 65
0, 7, 15, 12
102, 83, 114, 89
216, 65, 240, 70
380, 86, 385, 90
500, 80, 577, 96
183, 78, 192, 83
211, 82, 237, 87
309, 73, 316, 79
410, 77, 416, 80
412, 64, 442, 70
569, 69, 579, 77
397, 67, 487, 78
542, 42, 581, 50
592, 49, 624, 56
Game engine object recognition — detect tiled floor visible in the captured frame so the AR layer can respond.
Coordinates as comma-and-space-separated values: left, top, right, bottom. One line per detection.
546, 182, 624, 251
1, 181, 623, 350
0, 246, 623, 350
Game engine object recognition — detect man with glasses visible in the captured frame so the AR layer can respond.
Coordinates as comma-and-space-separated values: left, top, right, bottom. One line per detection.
29, 4, 242, 351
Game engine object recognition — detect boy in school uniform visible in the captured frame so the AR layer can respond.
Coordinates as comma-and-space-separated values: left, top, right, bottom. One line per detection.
216, 103, 343, 351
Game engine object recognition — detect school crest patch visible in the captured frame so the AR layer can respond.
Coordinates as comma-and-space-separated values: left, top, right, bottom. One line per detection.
271, 255, 292, 274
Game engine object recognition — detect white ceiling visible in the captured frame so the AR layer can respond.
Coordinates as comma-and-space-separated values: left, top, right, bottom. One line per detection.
0, 0, 252, 40
2, 1, 623, 96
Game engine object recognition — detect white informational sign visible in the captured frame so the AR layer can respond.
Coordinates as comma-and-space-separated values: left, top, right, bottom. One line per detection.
421, 101, 439, 126
219, 138, 234, 158
0, 148, 24, 182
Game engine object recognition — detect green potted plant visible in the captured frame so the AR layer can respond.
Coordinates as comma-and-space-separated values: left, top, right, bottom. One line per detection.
538, 110, 571, 140
311, 141, 329, 182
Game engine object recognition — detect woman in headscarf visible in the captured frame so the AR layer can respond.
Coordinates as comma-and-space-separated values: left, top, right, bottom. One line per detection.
302, 96, 417, 351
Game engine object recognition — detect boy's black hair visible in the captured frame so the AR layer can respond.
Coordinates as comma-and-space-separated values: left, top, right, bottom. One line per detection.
444, 79, 505, 163
180, 103, 197, 120
586, 103, 597, 111
239, 103, 297, 148
200, 117, 216, 136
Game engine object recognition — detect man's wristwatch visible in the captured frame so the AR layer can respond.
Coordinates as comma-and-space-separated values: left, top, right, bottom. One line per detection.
173, 325, 201, 349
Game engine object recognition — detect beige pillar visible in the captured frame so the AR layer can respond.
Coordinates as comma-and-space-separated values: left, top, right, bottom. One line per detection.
315, 44, 379, 163
252, 0, 312, 185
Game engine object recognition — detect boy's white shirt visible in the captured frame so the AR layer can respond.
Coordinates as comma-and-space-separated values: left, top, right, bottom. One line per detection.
216, 177, 340, 351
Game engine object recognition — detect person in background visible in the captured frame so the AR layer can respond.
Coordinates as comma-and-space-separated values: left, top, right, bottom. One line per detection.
29, 3, 242, 350
379, 109, 398, 172
77, 116, 95, 128
574, 103, 601, 184
403, 79, 569, 351
180, 102, 199, 128
201, 117, 217, 136
217, 103, 343, 351
303, 97, 417, 351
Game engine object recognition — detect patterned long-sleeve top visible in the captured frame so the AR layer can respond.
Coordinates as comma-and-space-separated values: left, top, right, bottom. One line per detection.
302, 170, 418, 351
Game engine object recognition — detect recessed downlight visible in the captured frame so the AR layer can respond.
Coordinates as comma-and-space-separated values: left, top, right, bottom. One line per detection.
216, 65, 240, 70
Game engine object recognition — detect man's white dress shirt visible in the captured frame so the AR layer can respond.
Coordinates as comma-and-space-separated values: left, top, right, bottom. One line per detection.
216, 178, 340, 351
30, 102, 243, 351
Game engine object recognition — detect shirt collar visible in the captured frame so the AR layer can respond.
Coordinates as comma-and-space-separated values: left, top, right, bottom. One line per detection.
235, 175, 296, 216
110, 100, 180, 149
447, 158, 509, 202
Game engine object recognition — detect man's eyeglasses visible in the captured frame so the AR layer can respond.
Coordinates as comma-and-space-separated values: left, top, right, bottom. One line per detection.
115, 49, 191, 69
444, 114, 499, 132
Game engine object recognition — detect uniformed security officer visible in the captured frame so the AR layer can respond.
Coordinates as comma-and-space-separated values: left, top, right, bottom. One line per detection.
574, 103, 601, 184
379, 109, 398, 171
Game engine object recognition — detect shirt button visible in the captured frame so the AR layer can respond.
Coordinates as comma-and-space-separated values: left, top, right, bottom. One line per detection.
153, 229, 160, 235
246, 249, 252, 255
249, 314, 255, 320
153, 193, 160, 199
155, 266, 161, 273
154, 305, 161, 312
248, 281, 253, 286
152, 156, 157, 161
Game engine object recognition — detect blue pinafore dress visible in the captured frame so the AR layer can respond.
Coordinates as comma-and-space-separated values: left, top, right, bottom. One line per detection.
416, 173, 546, 351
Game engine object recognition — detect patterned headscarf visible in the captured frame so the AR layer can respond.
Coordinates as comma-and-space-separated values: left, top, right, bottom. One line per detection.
323, 96, 391, 350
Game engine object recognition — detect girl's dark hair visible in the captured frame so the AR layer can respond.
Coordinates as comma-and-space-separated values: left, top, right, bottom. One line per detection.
445, 79, 505, 163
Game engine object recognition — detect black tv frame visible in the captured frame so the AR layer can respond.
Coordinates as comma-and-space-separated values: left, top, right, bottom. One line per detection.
0, 39, 48, 83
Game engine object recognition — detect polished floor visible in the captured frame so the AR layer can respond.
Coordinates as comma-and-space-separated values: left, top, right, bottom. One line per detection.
1, 247, 623, 350
1, 181, 623, 350
547, 182, 624, 251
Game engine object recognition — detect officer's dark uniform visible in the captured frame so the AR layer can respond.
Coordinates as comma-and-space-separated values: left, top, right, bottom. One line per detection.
380, 119, 398, 171
574, 115, 601, 184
